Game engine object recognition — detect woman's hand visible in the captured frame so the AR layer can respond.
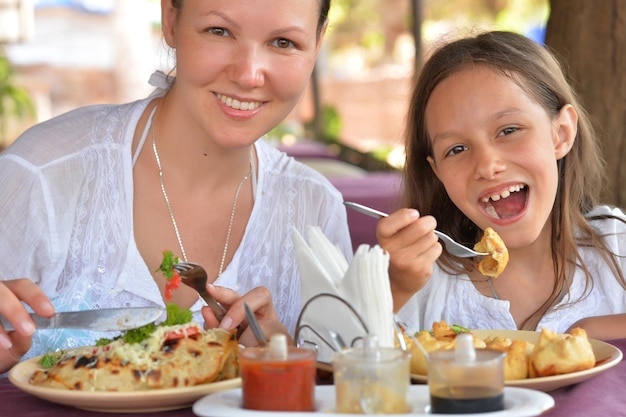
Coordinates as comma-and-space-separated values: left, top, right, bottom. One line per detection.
0, 279, 54, 373
201, 285, 290, 347
376, 208, 443, 312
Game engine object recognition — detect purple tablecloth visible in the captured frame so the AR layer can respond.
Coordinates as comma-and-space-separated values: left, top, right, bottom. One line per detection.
2, 338, 625, 416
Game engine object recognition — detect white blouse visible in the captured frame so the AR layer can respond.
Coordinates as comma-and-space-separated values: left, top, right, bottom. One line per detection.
397, 205, 626, 334
0, 93, 352, 361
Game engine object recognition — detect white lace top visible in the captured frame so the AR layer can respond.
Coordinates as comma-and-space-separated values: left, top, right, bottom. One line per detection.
397, 205, 626, 333
0, 83, 352, 361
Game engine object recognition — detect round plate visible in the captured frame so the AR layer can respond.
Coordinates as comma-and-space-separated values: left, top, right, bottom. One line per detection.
192, 385, 554, 417
410, 330, 623, 392
9, 352, 241, 413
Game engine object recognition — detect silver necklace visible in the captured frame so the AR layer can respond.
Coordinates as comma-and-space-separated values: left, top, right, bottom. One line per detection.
151, 116, 252, 277
486, 277, 500, 300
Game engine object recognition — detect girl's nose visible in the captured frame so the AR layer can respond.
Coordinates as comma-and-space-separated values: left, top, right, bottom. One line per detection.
229, 46, 266, 89
472, 147, 505, 180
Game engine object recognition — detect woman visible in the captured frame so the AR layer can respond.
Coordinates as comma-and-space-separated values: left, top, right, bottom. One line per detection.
0, 0, 351, 373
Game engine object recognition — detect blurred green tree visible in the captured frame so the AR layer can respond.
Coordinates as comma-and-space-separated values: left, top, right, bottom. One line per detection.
0, 52, 35, 149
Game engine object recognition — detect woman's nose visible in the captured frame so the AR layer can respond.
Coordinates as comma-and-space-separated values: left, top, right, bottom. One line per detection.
229, 46, 266, 89
472, 146, 505, 180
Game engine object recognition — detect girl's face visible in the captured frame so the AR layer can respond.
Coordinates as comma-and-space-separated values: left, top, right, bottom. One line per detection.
161, 0, 324, 147
425, 66, 577, 249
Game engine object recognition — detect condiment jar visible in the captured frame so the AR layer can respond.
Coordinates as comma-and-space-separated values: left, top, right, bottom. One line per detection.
428, 333, 505, 414
240, 334, 317, 411
333, 335, 411, 414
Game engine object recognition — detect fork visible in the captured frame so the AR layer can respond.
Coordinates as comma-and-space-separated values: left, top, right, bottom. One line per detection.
343, 201, 488, 258
244, 302, 267, 346
172, 262, 228, 321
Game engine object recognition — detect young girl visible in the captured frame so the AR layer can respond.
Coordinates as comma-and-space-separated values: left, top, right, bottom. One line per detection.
378, 31, 626, 340
0, 0, 352, 374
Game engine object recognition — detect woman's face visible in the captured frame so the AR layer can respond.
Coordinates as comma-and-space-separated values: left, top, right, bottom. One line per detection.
161, 0, 324, 147
425, 66, 576, 250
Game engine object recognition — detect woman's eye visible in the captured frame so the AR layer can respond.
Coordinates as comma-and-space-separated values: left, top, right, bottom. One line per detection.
272, 38, 296, 49
207, 27, 229, 37
445, 144, 468, 157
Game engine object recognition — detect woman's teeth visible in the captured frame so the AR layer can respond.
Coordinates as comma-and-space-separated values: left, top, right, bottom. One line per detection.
216, 93, 261, 111
481, 184, 526, 203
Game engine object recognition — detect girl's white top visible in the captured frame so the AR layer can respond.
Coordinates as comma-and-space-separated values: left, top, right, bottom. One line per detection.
0, 72, 352, 360
397, 205, 626, 333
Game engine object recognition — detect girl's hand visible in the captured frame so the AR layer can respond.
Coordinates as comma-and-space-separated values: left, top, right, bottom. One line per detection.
201, 285, 290, 347
376, 208, 443, 312
567, 314, 626, 341
0, 279, 55, 373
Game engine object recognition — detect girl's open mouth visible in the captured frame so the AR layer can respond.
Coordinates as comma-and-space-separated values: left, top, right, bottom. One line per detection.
480, 184, 528, 220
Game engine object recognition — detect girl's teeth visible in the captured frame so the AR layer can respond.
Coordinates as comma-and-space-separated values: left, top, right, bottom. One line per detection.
481, 184, 525, 203
486, 205, 500, 219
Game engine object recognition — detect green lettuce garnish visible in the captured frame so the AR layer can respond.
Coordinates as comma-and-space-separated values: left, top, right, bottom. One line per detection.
95, 304, 193, 346
38, 349, 64, 369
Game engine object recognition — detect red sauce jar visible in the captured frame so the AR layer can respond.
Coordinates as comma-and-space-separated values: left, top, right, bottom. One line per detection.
240, 335, 316, 411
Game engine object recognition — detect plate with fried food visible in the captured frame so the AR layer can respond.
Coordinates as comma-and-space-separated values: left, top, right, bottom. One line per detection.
405, 322, 622, 392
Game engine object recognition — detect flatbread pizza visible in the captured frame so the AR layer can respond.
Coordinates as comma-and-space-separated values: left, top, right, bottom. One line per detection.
30, 318, 238, 391
30, 251, 239, 391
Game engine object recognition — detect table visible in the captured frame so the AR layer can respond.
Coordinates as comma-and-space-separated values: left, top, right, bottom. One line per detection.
2, 339, 625, 416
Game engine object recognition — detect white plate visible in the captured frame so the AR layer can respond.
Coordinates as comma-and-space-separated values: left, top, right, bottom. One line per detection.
192, 385, 554, 417
410, 330, 623, 392
9, 351, 242, 413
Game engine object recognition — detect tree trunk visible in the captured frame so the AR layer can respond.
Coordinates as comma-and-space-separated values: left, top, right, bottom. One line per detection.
545, 0, 626, 206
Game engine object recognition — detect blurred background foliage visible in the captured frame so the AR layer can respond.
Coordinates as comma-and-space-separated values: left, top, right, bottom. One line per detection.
1, 0, 549, 161
0, 52, 35, 144
294, 0, 549, 170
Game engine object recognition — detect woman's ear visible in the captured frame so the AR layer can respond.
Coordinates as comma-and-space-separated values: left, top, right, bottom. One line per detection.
554, 104, 578, 160
314, 21, 329, 56
161, 0, 177, 48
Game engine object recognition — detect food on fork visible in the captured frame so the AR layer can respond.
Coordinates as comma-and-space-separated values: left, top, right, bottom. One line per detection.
29, 304, 239, 391
158, 249, 183, 300
474, 227, 509, 278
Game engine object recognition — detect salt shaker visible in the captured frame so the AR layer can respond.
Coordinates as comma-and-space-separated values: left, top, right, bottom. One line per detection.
428, 333, 505, 414
333, 335, 411, 414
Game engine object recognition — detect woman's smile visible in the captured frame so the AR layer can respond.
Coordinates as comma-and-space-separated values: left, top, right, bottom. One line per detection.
216, 93, 263, 111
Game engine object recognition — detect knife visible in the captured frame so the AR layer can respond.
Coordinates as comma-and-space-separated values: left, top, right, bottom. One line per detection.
0, 307, 163, 332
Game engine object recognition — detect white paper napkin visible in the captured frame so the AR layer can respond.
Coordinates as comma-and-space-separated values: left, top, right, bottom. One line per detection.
293, 226, 394, 363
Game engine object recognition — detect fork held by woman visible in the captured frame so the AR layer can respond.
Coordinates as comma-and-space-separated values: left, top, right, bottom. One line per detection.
172, 262, 228, 321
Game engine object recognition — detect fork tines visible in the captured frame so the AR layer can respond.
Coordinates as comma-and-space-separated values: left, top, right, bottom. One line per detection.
172, 262, 196, 272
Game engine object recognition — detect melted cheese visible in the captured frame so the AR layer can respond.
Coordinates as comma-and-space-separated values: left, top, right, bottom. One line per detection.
102, 321, 203, 369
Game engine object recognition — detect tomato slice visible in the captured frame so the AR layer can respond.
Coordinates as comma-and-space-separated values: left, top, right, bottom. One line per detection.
164, 326, 200, 340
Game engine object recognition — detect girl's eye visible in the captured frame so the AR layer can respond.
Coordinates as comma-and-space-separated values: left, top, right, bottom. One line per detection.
445, 144, 468, 157
272, 38, 296, 49
498, 126, 518, 136
207, 27, 229, 37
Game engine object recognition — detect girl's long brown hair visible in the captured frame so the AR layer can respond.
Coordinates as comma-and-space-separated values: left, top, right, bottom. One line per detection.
403, 31, 626, 329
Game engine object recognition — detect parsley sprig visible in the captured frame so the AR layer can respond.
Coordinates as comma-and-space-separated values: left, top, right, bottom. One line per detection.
95, 304, 193, 346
